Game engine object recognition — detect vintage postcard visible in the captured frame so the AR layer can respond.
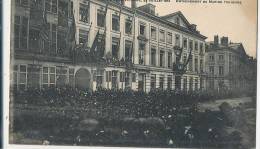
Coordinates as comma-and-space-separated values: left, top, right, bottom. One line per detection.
3, 0, 257, 148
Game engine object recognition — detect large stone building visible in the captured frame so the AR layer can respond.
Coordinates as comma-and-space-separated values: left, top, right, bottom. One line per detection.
205, 35, 256, 93
11, 0, 207, 92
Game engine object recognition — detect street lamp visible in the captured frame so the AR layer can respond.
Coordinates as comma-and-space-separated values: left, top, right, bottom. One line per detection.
173, 45, 193, 90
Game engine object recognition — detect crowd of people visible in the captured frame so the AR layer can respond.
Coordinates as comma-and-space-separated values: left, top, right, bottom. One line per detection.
11, 87, 250, 148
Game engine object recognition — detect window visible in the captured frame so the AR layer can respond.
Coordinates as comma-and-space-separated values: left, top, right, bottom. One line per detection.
139, 24, 146, 36
51, 24, 57, 54
57, 0, 69, 27
56, 66, 67, 87
219, 66, 224, 76
151, 48, 156, 66
112, 38, 119, 59
159, 50, 165, 67
189, 40, 193, 51
97, 10, 105, 27
209, 66, 214, 75
194, 78, 198, 91
138, 74, 145, 91
151, 74, 156, 90
45, 0, 51, 12
151, 26, 157, 40
96, 69, 104, 88
168, 52, 172, 68
159, 30, 165, 42
167, 32, 172, 44
125, 40, 132, 61
189, 77, 193, 91
79, 3, 89, 23
120, 72, 125, 82
200, 78, 204, 90
14, 16, 20, 49
29, 28, 40, 51
69, 68, 74, 87
167, 75, 172, 89
57, 30, 66, 56
195, 57, 198, 72
112, 71, 118, 89
200, 59, 203, 73
183, 38, 187, 49
18, 65, 27, 90
106, 71, 112, 82
14, 16, 28, 49
70, 1, 74, 18
209, 55, 215, 62
16, 0, 29, 6
125, 72, 130, 88
30, 0, 43, 21
229, 61, 233, 74
43, 23, 51, 53
132, 73, 136, 82
21, 17, 29, 49
195, 41, 198, 51
183, 77, 187, 91
125, 19, 132, 34
42, 67, 56, 88
139, 42, 145, 65
79, 29, 88, 45
27, 65, 41, 89
112, 14, 120, 31
188, 55, 193, 71
51, 0, 57, 13
209, 78, 214, 90
159, 76, 164, 89
200, 43, 204, 54
175, 34, 180, 46
219, 54, 224, 61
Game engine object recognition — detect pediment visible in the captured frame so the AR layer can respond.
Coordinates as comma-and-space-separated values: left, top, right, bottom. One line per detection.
162, 11, 191, 29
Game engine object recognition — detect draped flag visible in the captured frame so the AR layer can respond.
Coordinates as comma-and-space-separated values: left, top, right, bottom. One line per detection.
66, 11, 76, 52
90, 0, 109, 57
90, 30, 100, 54
39, 9, 49, 41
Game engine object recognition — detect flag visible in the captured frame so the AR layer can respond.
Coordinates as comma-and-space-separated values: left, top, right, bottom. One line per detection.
82, 22, 93, 50
90, 30, 100, 53
66, 11, 76, 52
39, 9, 49, 41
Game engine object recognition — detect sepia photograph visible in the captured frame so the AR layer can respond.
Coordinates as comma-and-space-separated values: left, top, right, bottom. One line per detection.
5, 0, 257, 148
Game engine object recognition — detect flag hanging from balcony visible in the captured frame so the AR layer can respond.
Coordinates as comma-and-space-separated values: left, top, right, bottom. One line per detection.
39, 9, 49, 41
90, 30, 100, 54
66, 11, 76, 51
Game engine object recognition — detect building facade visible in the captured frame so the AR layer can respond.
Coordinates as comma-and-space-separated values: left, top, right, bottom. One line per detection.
205, 35, 256, 93
11, 0, 207, 92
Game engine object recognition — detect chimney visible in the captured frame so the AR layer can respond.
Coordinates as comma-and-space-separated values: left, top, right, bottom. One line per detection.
214, 35, 219, 45
131, 0, 137, 9
220, 37, 229, 46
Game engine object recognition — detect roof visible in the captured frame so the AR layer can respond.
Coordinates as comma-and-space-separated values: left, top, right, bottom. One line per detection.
207, 42, 248, 56
161, 11, 191, 27
104, 1, 207, 40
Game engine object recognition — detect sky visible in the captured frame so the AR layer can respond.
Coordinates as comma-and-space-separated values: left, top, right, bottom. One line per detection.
125, 0, 257, 58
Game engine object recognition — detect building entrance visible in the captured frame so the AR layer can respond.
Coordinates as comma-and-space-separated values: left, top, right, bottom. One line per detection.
75, 68, 91, 90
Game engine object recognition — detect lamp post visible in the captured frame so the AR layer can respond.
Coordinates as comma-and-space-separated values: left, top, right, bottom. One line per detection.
173, 45, 192, 90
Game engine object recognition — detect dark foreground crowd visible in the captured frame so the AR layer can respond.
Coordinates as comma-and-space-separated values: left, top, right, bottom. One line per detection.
11, 87, 254, 148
